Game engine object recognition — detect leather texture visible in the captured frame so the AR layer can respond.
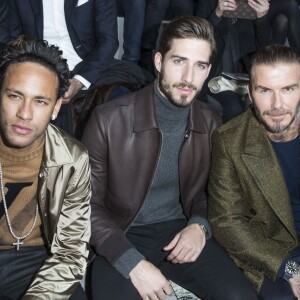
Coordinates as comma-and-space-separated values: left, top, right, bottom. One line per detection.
81, 83, 221, 266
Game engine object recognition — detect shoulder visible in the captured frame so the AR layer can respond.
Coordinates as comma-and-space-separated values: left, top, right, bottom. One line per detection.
93, 84, 152, 118
47, 125, 89, 162
215, 109, 252, 137
191, 100, 222, 130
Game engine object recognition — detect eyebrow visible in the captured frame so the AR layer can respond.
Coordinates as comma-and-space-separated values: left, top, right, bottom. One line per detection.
255, 83, 299, 90
6, 88, 53, 101
170, 55, 210, 66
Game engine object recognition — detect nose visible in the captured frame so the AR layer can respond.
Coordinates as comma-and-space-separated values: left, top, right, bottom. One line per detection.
16, 101, 33, 120
181, 64, 194, 84
271, 91, 283, 110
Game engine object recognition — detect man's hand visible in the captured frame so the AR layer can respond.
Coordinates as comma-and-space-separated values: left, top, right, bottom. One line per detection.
215, 0, 237, 17
62, 78, 84, 103
163, 223, 206, 264
248, 0, 269, 18
289, 274, 300, 299
129, 260, 173, 300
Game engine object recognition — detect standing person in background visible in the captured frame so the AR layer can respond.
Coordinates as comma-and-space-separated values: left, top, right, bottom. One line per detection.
82, 16, 257, 300
10, 0, 118, 135
0, 36, 91, 300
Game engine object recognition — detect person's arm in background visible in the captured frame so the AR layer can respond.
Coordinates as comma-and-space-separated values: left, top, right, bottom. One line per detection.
250, 0, 273, 48
63, 0, 119, 102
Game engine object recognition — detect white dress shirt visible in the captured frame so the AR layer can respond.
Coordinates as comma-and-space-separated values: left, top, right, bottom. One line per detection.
43, 0, 90, 89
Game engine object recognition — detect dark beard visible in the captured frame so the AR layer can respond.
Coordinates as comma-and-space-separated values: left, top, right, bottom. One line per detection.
158, 71, 199, 108
253, 100, 300, 133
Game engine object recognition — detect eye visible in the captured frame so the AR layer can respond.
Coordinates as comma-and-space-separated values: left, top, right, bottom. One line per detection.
196, 63, 206, 70
257, 88, 270, 94
173, 59, 184, 65
35, 99, 48, 105
283, 87, 295, 93
8, 93, 21, 100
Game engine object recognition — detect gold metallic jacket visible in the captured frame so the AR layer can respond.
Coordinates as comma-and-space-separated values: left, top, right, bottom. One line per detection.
23, 125, 91, 300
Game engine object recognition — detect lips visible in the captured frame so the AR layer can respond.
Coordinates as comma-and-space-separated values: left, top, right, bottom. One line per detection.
12, 124, 32, 135
178, 87, 192, 95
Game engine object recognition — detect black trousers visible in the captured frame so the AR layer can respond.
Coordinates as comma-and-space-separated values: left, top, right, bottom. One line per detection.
258, 276, 297, 300
0, 246, 87, 300
92, 219, 257, 300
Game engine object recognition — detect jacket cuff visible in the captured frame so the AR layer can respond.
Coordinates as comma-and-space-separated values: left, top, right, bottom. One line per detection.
188, 216, 212, 240
114, 248, 145, 279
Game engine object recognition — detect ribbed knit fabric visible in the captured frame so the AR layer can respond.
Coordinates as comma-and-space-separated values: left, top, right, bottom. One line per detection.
133, 82, 190, 225
0, 136, 44, 250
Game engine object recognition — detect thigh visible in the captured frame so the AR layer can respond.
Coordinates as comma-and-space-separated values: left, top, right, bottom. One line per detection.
91, 255, 142, 300
259, 276, 296, 300
160, 238, 258, 300
0, 247, 48, 300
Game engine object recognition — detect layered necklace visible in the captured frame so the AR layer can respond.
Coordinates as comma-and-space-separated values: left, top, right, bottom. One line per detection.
0, 162, 38, 250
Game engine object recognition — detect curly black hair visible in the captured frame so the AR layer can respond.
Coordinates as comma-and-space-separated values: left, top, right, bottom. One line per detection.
0, 35, 70, 99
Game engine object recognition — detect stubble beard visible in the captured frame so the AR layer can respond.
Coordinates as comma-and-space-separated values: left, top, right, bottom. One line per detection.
253, 100, 300, 138
158, 71, 199, 108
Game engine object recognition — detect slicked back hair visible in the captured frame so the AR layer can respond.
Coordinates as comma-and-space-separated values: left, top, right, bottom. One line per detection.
250, 44, 300, 80
157, 16, 216, 64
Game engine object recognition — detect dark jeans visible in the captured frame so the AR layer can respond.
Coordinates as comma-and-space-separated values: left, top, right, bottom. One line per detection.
0, 246, 87, 300
122, 0, 146, 62
92, 219, 257, 300
258, 276, 297, 300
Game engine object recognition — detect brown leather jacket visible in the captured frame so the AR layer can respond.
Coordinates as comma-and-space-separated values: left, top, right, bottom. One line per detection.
82, 83, 221, 266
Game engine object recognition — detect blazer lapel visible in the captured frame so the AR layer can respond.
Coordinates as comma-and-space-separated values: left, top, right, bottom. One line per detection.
29, 0, 43, 38
64, 0, 77, 29
241, 115, 296, 236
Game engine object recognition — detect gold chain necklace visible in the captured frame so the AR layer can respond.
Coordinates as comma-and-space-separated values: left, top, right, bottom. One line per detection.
0, 162, 38, 250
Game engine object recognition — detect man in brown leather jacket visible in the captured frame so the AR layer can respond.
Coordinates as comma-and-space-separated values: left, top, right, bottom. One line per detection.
82, 16, 256, 300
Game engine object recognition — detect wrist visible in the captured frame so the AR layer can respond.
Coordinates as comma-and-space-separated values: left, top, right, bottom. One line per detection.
284, 260, 299, 281
215, 8, 223, 17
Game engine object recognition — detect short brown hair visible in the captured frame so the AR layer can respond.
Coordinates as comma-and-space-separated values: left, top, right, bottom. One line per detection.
250, 44, 300, 78
157, 16, 216, 64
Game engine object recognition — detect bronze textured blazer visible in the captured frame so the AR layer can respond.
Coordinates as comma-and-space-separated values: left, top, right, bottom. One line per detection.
208, 108, 298, 291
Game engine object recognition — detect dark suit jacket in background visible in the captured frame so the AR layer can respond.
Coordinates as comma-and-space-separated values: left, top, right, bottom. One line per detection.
10, 0, 119, 86
0, 0, 10, 52
208, 109, 298, 291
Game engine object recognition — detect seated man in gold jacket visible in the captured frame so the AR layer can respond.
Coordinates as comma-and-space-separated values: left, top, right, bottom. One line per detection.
0, 36, 91, 300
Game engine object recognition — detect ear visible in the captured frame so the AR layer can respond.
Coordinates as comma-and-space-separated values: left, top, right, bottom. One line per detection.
154, 52, 163, 73
247, 84, 253, 103
52, 98, 62, 118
